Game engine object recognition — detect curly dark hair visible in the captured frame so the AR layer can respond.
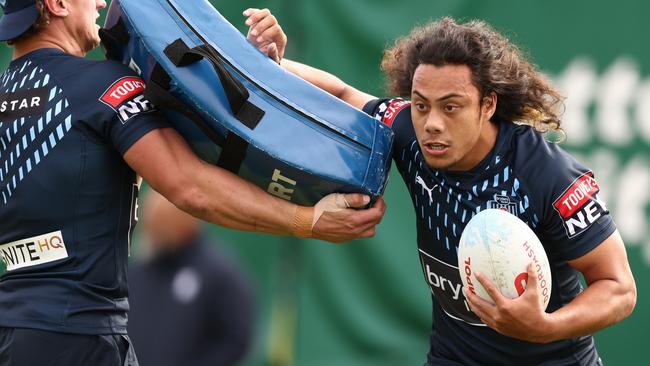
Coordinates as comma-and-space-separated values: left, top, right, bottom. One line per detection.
6, 0, 50, 46
381, 17, 565, 135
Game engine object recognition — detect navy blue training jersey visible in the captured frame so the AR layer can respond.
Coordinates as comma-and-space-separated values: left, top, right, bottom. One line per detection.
0, 48, 169, 335
364, 99, 616, 365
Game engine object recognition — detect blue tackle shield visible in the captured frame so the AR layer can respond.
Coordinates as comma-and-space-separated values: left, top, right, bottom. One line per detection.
101, 0, 393, 205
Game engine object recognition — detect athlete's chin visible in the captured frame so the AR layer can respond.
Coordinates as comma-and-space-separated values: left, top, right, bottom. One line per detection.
423, 156, 454, 171
85, 37, 102, 53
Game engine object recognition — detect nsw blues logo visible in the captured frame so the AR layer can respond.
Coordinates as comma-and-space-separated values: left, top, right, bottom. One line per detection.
487, 194, 518, 216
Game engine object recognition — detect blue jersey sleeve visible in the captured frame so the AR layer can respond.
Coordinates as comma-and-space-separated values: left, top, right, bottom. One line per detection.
513, 127, 616, 261
363, 98, 414, 161
57, 58, 169, 155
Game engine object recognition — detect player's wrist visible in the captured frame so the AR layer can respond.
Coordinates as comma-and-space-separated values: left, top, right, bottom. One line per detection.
291, 205, 313, 238
533, 312, 559, 344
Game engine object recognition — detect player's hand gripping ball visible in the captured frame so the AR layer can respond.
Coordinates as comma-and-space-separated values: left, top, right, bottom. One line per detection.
458, 209, 552, 310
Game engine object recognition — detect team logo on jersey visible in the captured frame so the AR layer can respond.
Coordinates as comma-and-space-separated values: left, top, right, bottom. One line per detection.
0, 87, 48, 120
553, 171, 607, 238
487, 194, 519, 216
380, 99, 410, 127
100, 76, 155, 124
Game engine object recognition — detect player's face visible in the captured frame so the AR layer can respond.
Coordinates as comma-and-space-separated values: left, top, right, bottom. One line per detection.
411, 64, 498, 172
68, 0, 106, 54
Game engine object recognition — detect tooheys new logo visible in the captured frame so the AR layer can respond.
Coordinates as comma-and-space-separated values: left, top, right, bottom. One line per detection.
99, 77, 155, 123
553, 171, 608, 238
380, 99, 410, 127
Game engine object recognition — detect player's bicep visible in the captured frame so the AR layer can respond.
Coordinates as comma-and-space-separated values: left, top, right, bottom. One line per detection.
536, 165, 615, 261
567, 230, 633, 286
123, 127, 202, 200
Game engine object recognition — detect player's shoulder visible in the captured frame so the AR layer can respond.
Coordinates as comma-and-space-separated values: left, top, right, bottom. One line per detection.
508, 123, 591, 191
55, 58, 149, 114
510, 123, 572, 167
363, 98, 411, 127
68, 58, 141, 92
363, 98, 414, 153
87, 59, 140, 80
34, 54, 140, 101
7, 49, 142, 93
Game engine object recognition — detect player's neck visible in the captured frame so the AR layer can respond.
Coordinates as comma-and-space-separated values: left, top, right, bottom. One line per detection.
474, 120, 500, 162
449, 120, 500, 173
13, 29, 86, 60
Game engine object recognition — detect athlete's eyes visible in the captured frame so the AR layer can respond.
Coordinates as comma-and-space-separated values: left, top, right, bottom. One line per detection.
414, 102, 429, 112
443, 104, 460, 113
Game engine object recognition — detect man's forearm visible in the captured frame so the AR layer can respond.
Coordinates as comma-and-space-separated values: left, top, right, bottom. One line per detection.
281, 59, 349, 97
280, 59, 375, 109
175, 159, 309, 237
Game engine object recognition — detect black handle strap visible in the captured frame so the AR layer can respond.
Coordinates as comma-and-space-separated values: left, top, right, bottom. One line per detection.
99, 18, 130, 61
145, 64, 249, 174
164, 38, 264, 130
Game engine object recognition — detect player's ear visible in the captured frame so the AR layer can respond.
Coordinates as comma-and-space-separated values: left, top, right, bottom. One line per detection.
481, 91, 497, 121
43, 0, 70, 17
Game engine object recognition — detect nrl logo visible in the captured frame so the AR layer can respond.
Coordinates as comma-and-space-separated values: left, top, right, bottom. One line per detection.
488, 194, 519, 216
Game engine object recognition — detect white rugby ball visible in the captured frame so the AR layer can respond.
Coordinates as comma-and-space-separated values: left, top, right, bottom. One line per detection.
457, 209, 552, 310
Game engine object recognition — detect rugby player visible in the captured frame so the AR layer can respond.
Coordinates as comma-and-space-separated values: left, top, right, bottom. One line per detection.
245, 10, 638, 365
0, 1, 385, 365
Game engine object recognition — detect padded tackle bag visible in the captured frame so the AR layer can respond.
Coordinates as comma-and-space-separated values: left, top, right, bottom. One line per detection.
101, 0, 393, 205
